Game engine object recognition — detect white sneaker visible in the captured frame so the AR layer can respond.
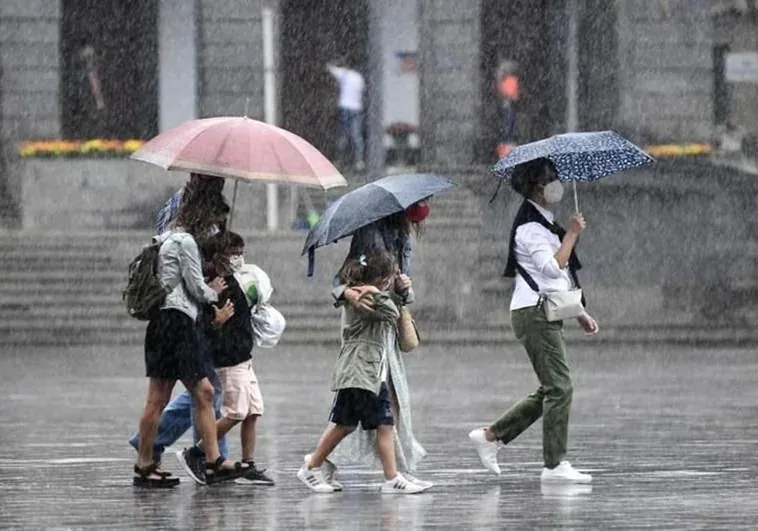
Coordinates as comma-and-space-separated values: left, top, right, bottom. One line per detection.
297, 464, 336, 493
541, 461, 592, 483
402, 472, 434, 490
381, 473, 431, 494
305, 454, 343, 491
468, 428, 501, 475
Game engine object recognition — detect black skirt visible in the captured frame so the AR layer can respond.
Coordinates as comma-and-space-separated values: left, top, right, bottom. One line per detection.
144, 309, 212, 382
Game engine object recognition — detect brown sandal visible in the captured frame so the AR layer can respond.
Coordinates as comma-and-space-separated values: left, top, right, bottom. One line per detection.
133, 463, 180, 488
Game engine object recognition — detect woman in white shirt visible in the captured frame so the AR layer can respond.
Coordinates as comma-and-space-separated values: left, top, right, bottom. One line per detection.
469, 157, 599, 484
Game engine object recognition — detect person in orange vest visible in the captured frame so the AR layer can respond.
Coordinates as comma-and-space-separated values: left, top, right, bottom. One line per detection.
495, 60, 520, 159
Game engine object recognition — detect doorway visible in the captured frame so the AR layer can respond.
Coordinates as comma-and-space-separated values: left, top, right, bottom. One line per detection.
60, 0, 158, 139
280, 0, 369, 161
479, 0, 558, 163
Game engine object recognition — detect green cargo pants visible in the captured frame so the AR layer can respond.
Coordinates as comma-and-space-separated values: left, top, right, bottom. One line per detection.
489, 306, 573, 468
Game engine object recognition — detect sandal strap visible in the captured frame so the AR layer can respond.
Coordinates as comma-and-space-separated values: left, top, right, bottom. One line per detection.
206, 456, 226, 472
134, 463, 158, 477
205, 458, 244, 472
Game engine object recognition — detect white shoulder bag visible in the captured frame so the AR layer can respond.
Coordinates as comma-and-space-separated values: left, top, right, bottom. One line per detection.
541, 289, 584, 322
516, 263, 584, 322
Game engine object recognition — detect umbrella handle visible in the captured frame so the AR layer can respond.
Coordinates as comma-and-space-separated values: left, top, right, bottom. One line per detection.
229, 180, 239, 229
572, 180, 579, 214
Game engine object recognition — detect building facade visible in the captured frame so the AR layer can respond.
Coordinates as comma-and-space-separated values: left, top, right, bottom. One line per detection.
0, 0, 751, 228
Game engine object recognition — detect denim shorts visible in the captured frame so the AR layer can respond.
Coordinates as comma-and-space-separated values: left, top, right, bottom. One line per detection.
329, 382, 393, 430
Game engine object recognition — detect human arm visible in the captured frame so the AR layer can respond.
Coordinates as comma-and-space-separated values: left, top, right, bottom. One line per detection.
361, 291, 400, 322
394, 273, 415, 305
177, 235, 221, 303
553, 215, 585, 269
87, 70, 106, 110
516, 219, 582, 278
331, 283, 376, 311
577, 312, 599, 335
327, 65, 345, 80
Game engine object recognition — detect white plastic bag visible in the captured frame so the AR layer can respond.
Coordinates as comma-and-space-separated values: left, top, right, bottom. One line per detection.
233, 264, 273, 307
251, 304, 286, 348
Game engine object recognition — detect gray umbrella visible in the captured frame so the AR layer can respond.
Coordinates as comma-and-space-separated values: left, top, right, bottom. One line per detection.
302, 173, 455, 276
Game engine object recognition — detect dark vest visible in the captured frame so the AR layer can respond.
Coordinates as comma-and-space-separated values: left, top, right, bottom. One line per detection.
504, 200, 585, 303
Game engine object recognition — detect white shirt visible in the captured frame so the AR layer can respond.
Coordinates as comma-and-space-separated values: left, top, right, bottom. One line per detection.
328, 66, 365, 111
510, 201, 573, 311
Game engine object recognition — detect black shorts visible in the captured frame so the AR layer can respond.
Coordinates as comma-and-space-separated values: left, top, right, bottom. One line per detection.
329, 382, 394, 430
144, 309, 213, 383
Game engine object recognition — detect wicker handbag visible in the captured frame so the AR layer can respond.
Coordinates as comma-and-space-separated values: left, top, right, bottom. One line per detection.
397, 306, 420, 352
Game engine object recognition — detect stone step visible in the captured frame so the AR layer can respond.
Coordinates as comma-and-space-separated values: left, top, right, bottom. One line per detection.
0, 294, 336, 310
1, 323, 756, 348
0, 257, 116, 271
0, 303, 340, 321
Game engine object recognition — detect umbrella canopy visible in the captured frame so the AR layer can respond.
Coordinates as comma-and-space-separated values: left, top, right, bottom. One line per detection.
490, 131, 654, 212
302, 173, 455, 275
491, 131, 654, 182
131, 116, 347, 190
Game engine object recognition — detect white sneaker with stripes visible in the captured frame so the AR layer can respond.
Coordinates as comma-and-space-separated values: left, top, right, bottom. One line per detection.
402, 472, 434, 490
297, 464, 335, 493
305, 454, 343, 491
381, 473, 431, 494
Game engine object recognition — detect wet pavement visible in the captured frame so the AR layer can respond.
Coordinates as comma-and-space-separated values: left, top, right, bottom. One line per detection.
1, 341, 757, 529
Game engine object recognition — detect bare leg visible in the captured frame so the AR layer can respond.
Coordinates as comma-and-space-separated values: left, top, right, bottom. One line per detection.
217, 417, 240, 441
377, 425, 398, 480
389, 382, 400, 427
307, 424, 354, 469
137, 378, 175, 471
185, 377, 235, 469
315, 422, 338, 449
241, 415, 259, 462
196, 417, 240, 452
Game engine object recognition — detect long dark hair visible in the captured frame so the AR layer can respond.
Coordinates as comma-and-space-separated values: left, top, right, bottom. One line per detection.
339, 249, 397, 287
510, 158, 557, 199
382, 210, 423, 238
172, 191, 229, 238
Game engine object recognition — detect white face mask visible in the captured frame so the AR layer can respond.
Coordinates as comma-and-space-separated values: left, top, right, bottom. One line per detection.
542, 180, 564, 203
228, 254, 245, 273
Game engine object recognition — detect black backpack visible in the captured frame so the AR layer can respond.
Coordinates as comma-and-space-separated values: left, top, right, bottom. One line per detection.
123, 241, 170, 321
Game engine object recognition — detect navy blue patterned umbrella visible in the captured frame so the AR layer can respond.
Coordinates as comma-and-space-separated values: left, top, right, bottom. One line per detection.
491, 131, 654, 212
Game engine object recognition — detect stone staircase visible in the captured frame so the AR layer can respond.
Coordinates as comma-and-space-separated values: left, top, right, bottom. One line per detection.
5, 166, 753, 348
0, 175, 486, 347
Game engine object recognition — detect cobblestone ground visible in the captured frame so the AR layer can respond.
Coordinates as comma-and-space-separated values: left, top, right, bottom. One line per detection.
1, 342, 757, 529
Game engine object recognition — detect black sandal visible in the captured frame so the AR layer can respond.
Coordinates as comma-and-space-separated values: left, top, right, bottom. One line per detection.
205, 457, 245, 485
133, 463, 180, 488
154, 462, 173, 478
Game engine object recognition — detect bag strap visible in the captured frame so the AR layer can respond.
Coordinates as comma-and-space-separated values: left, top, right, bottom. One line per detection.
514, 262, 541, 294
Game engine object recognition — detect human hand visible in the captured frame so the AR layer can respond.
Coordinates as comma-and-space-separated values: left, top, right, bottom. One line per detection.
395, 273, 412, 292
577, 312, 599, 335
345, 286, 378, 312
212, 300, 235, 326
567, 214, 586, 234
209, 277, 228, 294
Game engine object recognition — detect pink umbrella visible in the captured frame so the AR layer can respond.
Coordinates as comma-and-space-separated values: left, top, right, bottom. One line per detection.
130, 116, 346, 190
